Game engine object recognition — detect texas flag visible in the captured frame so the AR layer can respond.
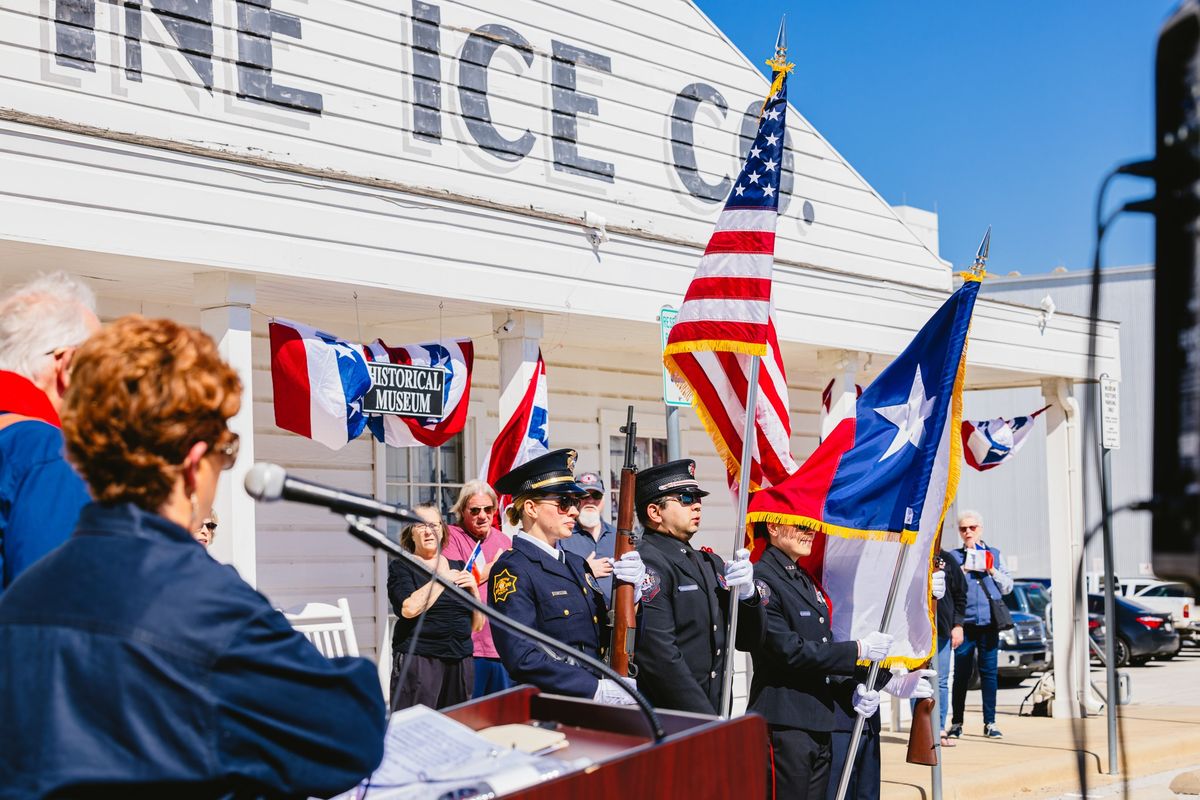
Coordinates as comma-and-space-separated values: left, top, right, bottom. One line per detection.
269, 319, 373, 450
961, 406, 1048, 471
747, 277, 981, 668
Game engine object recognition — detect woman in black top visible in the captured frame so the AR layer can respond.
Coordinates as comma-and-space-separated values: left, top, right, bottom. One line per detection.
387, 504, 484, 711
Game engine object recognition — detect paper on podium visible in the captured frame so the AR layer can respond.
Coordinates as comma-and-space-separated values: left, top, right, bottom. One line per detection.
328, 705, 584, 800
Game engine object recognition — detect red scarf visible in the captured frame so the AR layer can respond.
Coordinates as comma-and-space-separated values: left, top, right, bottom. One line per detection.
0, 370, 60, 427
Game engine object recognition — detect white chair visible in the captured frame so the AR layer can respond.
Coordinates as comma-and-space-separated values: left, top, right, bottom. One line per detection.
282, 597, 360, 658
378, 613, 397, 704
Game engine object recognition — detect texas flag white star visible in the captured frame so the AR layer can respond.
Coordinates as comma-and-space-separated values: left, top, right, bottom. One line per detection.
873, 366, 936, 461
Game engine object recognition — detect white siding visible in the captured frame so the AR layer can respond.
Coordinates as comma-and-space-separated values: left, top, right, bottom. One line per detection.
1, 0, 948, 288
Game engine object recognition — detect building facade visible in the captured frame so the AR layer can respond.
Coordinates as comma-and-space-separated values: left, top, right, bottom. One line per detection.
0, 0, 1118, 714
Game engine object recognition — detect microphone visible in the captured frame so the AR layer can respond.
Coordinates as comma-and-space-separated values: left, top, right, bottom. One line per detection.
244, 462, 424, 524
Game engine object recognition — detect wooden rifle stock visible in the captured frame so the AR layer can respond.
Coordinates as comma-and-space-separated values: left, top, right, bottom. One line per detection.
608, 406, 639, 676
905, 658, 938, 765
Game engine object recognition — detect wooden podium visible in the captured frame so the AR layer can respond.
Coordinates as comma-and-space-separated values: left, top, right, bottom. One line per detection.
441, 686, 768, 799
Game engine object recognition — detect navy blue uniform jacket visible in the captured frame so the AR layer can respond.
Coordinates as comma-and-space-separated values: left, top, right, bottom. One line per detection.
747, 545, 861, 732
0, 502, 386, 799
489, 535, 609, 698
635, 530, 766, 714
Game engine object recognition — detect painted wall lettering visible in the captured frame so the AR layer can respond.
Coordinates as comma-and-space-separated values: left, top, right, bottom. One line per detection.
670, 82, 731, 203
235, 0, 323, 113
410, 1, 442, 141
549, 40, 614, 182
124, 0, 215, 88
55, 0, 96, 71
458, 24, 535, 162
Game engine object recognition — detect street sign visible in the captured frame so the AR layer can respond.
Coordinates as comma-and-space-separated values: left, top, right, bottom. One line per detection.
362, 362, 447, 419
659, 307, 689, 408
1100, 376, 1120, 450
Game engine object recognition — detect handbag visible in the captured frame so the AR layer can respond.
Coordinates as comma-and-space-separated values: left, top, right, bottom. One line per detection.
971, 570, 1015, 631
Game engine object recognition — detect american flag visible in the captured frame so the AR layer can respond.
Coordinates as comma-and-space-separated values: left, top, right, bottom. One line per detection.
663, 53, 798, 492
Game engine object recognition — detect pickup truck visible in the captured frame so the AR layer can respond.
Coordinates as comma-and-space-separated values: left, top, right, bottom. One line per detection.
1117, 579, 1195, 645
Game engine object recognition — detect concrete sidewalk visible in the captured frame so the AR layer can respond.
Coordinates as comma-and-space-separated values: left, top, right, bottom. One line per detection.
879, 705, 1200, 800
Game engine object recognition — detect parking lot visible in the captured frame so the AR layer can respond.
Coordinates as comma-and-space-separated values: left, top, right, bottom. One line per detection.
992, 641, 1200, 709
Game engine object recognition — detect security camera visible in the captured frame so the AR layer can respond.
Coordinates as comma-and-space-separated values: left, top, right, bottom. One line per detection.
1040, 295, 1056, 316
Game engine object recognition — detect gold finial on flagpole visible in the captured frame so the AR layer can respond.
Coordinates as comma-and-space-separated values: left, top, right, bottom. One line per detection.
763, 15, 794, 104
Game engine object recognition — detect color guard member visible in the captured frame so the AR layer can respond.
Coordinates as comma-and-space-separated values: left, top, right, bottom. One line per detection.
635, 459, 766, 714
488, 449, 645, 703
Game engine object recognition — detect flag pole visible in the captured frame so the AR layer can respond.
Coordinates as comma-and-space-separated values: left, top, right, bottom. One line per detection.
718, 353, 761, 718
833, 228, 991, 800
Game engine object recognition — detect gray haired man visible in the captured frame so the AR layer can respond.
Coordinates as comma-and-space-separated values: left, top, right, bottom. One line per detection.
0, 272, 99, 590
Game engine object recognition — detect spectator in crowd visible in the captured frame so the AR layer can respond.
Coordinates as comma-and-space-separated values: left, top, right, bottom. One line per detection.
558, 470, 616, 604
0, 316, 385, 797
947, 510, 1013, 740
193, 512, 218, 548
444, 479, 513, 698
388, 503, 484, 711
0, 272, 98, 592
933, 539, 968, 747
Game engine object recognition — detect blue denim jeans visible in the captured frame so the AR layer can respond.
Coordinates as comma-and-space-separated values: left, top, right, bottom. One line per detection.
952, 625, 999, 726
911, 635, 954, 732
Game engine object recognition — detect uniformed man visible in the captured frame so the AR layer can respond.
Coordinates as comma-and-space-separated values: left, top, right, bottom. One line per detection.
634, 459, 766, 715
745, 520, 894, 800
488, 448, 645, 703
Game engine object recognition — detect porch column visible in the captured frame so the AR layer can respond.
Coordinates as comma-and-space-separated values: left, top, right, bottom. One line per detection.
196, 271, 257, 586
494, 311, 544, 426
816, 349, 861, 441
1042, 378, 1087, 718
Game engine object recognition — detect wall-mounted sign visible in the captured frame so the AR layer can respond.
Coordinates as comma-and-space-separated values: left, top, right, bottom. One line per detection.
1100, 376, 1120, 450
363, 362, 447, 419
659, 307, 689, 408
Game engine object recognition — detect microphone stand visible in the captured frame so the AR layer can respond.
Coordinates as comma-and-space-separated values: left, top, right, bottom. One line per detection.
341, 514, 667, 743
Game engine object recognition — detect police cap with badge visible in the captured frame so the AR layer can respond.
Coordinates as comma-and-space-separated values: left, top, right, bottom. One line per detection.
635, 459, 710, 511
494, 448, 588, 498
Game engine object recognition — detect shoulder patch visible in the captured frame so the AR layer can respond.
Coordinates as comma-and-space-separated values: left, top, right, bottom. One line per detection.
754, 578, 771, 607
640, 566, 663, 603
492, 568, 518, 603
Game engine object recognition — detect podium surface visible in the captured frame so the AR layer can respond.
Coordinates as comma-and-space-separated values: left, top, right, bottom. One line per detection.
441, 686, 769, 799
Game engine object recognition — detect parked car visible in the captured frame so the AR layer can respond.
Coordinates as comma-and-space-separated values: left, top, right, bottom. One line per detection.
966, 609, 1051, 688
1004, 580, 1051, 626
1086, 594, 1180, 666
1120, 581, 1196, 645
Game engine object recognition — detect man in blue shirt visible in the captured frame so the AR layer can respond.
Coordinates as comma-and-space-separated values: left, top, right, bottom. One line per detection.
558, 470, 617, 604
0, 272, 97, 593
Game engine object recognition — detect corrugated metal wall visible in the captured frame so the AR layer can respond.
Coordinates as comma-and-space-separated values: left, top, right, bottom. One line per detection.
955, 267, 1153, 579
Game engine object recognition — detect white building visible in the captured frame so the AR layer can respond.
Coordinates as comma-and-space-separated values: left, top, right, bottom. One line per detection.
958, 265, 1153, 580
0, 0, 1118, 715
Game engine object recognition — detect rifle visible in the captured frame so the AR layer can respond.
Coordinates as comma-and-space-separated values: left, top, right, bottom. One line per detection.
608, 405, 639, 676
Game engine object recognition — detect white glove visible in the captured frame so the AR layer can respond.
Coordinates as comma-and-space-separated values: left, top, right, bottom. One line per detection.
594, 677, 637, 705
857, 630, 894, 662
931, 570, 946, 600
883, 667, 937, 699
612, 551, 646, 603
724, 548, 755, 601
852, 684, 881, 718
910, 677, 935, 701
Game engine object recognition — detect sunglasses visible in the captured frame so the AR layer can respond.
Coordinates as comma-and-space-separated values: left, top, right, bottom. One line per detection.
202, 521, 217, 532
468, 505, 495, 516
411, 522, 441, 532
663, 492, 704, 507
537, 495, 582, 513
959, 524, 979, 532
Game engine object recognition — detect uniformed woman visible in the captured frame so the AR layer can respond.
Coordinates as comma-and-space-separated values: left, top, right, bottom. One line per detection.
488, 448, 645, 702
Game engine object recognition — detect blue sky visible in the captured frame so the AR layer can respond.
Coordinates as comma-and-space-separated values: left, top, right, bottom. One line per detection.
695, 1, 1176, 275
